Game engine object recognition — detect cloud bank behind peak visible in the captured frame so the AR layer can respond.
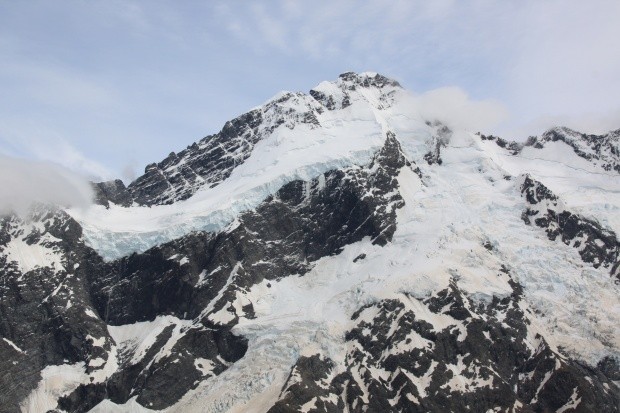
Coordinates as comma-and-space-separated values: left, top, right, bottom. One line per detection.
0, 155, 94, 216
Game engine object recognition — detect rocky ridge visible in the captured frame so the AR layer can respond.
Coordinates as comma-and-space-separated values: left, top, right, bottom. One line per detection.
480, 127, 620, 174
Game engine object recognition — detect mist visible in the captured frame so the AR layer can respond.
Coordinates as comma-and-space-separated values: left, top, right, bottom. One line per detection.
400, 87, 509, 133
0, 155, 94, 216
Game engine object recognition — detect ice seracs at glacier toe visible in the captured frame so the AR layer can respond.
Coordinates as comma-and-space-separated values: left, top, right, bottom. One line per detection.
1, 72, 619, 413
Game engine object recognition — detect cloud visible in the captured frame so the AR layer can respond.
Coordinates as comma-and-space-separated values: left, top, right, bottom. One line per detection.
27, 139, 115, 181
500, 109, 620, 140
121, 161, 139, 183
0, 120, 115, 181
404, 87, 508, 132
214, 0, 469, 61
0, 155, 94, 216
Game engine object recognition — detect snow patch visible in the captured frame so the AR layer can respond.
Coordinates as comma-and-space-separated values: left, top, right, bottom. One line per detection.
2, 337, 26, 354
194, 358, 216, 376
2, 239, 64, 273
20, 363, 87, 413
108, 315, 193, 365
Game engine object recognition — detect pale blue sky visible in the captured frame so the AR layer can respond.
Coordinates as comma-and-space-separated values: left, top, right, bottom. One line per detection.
1, 0, 619, 181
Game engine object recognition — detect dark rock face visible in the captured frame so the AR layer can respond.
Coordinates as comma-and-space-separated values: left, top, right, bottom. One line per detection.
520, 175, 620, 279
58, 324, 248, 412
2, 90, 619, 413
116, 88, 343, 208
71, 132, 413, 410
0, 211, 251, 412
337, 71, 402, 89
124, 88, 323, 207
92, 71, 403, 208
126, 109, 266, 206
270, 278, 620, 413
479, 133, 523, 155
92, 179, 133, 207
309, 88, 348, 110
91, 132, 414, 327
424, 122, 453, 165
310, 72, 400, 111
0, 209, 111, 412
598, 356, 620, 381
268, 355, 339, 413
113, 91, 326, 207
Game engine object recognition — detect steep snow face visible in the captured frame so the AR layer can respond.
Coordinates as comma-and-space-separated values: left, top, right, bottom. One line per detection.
19, 362, 89, 413
170, 133, 619, 412
69, 73, 418, 260
3, 237, 64, 274
478, 131, 620, 234
34, 130, 413, 413
536, 127, 620, 174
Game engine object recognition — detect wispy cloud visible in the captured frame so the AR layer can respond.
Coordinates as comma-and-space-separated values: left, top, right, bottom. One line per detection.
0, 60, 117, 110
407, 87, 508, 132
0, 155, 94, 216
214, 0, 473, 61
28, 139, 115, 181
0, 120, 115, 181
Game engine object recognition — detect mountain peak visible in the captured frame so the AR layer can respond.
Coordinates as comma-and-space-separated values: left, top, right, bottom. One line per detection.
337, 71, 402, 89
542, 125, 620, 143
541, 125, 581, 140
308, 72, 401, 112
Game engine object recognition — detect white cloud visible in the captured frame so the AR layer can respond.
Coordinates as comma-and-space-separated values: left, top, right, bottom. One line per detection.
405, 87, 508, 132
121, 161, 139, 183
0, 119, 115, 181
0, 155, 94, 216
500, 109, 620, 140
32, 140, 115, 181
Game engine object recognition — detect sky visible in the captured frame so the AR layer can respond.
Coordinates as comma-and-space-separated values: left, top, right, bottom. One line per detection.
1, 0, 619, 184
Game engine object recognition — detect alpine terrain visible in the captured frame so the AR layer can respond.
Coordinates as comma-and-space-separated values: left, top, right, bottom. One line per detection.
1, 72, 619, 413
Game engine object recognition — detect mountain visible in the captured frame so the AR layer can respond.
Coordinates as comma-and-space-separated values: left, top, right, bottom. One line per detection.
1, 72, 619, 413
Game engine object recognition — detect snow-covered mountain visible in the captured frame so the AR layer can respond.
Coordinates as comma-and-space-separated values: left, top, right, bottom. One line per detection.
1, 72, 619, 413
